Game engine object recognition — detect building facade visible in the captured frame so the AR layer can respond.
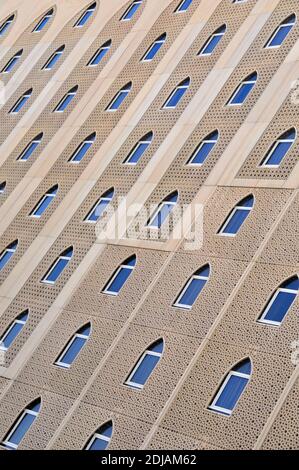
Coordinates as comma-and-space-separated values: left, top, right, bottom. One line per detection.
0, 0, 298, 450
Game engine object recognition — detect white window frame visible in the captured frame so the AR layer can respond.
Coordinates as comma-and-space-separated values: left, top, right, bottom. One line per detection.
260, 136, 295, 168
218, 205, 252, 237
125, 349, 162, 389
87, 45, 110, 67
0, 17, 14, 35
10, 92, 31, 114
42, 48, 64, 70
141, 38, 165, 62
187, 136, 218, 166
106, 87, 130, 112
175, 0, 192, 13
85, 432, 110, 450
3, 407, 39, 449
173, 273, 209, 309
0, 316, 27, 352
54, 90, 77, 113
1, 51, 22, 73
257, 287, 298, 326
103, 264, 134, 296
55, 331, 89, 368
265, 19, 295, 49
0, 245, 17, 267
32, 12, 52, 33
0, 182, 6, 194
147, 200, 177, 229
41, 253, 72, 284
227, 78, 256, 106
69, 138, 94, 163
18, 138, 41, 162
74, 6, 96, 28
84, 195, 112, 223
30, 191, 56, 218
199, 30, 225, 56
209, 370, 250, 416
163, 83, 189, 109
121, 1, 142, 22
123, 137, 152, 165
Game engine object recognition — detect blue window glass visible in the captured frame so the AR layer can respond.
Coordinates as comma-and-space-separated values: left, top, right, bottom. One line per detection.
69, 133, 96, 163
0, 310, 28, 351
88, 40, 111, 66
103, 255, 136, 295
260, 128, 296, 167
54, 86, 78, 112
1, 49, 23, 73
85, 188, 114, 222
209, 359, 251, 415
121, 1, 142, 21
187, 130, 218, 165
74, 3, 96, 27
124, 132, 153, 164
2, 399, 41, 450
227, 73, 257, 105
142, 34, 166, 61
106, 83, 132, 111
265, 14, 296, 48
85, 422, 113, 450
148, 191, 178, 229
30, 185, 58, 218
219, 195, 254, 236
0, 241, 18, 271
174, 265, 210, 309
258, 276, 299, 326
163, 78, 190, 109
32, 9, 53, 32
0, 15, 15, 36
56, 324, 90, 368
198, 25, 226, 56
125, 339, 164, 389
42, 45, 65, 70
175, 0, 193, 13
42, 247, 73, 284
9, 89, 32, 114
18, 133, 43, 161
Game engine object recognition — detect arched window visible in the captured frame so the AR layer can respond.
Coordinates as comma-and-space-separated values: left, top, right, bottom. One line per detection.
0, 181, 6, 194
121, 1, 142, 21
198, 25, 226, 56
186, 130, 219, 165
1, 49, 23, 73
265, 14, 296, 48
74, 2, 97, 28
260, 128, 296, 168
9, 88, 32, 114
175, 0, 193, 13
102, 255, 136, 295
173, 264, 210, 309
41, 247, 73, 284
0, 240, 18, 271
209, 359, 252, 415
227, 72, 257, 106
218, 195, 254, 236
0, 310, 29, 352
123, 131, 153, 165
42, 45, 65, 70
258, 276, 299, 326
87, 40, 111, 66
55, 323, 91, 368
2, 399, 41, 450
84, 187, 114, 223
141, 33, 167, 62
106, 82, 132, 111
32, 9, 54, 33
0, 15, 15, 37
17, 133, 43, 162
69, 132, 96, 163
30, 185, 58, 218
163, 77, 190, 109
54, 85, 78, 113
147, 191, 178, 229
84, 421, 113, 450
125, 339, 164, 389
